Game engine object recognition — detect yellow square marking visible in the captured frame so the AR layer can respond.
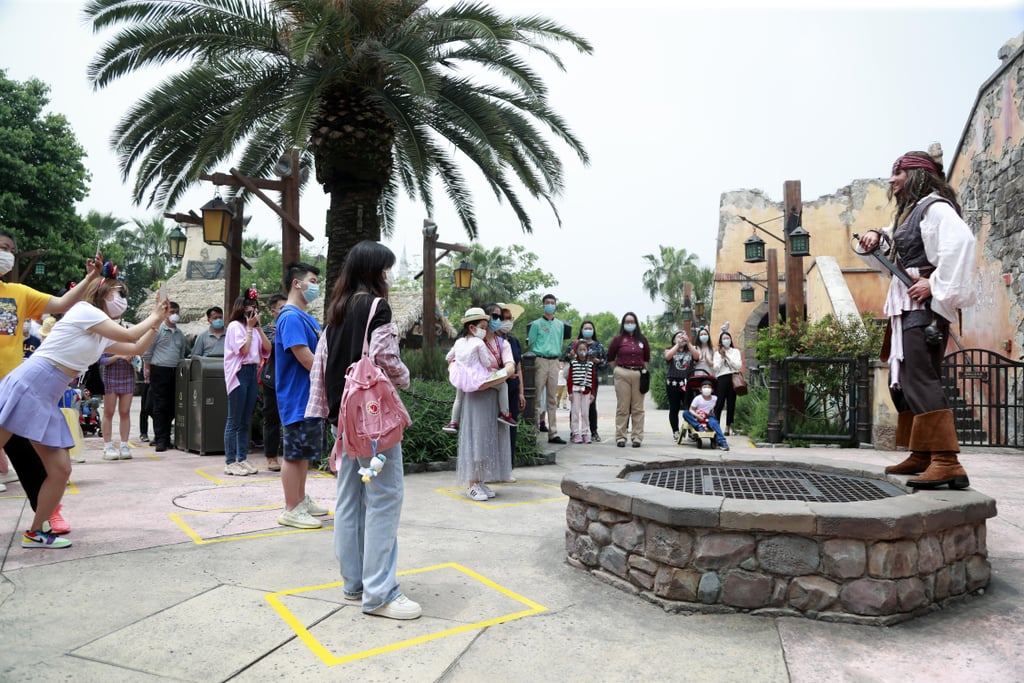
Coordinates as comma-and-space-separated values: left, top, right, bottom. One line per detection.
435, 479, 567, 508
265, 563, 547, 666
193, 466, 334, 485
0, 478, 79, 500
170, 504, 332, 545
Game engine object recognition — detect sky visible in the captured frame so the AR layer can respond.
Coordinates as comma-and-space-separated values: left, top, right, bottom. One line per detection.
1, 0, 1022, 322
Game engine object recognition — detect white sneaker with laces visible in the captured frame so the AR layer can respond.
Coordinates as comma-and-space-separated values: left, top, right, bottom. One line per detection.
367, 594, 422, 620
480, 483, 496, 499
0, 471, 19, 484
102, 444, 119, 461
224, 461, 247, 476
467, 484, 489, 501
0, 483, 5, 492
119, 444, 132, 460
299, 494, 329, 516
238, 460, 258, 474
277, 506, 322, 529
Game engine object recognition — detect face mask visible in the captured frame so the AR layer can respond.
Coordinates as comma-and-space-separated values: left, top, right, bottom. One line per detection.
488, 318, 502, 332
168, 313, 180, 325
105, 296, 128, 318
722, 338, 732, 348
473, 325, 487, 339
543, 304, 556, 315
582, 328, 594, 339
301, 282, 320, 303
384, 270, 395, 289
500, 320, 513, 334
699, 334, 709, 343
0, 251, 13, 276
212, 319, 225, 330
623, 323, 636, 333
701, 388, 713, 397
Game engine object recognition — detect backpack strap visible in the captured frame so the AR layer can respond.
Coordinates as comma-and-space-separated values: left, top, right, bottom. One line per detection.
363, 297, 381, 357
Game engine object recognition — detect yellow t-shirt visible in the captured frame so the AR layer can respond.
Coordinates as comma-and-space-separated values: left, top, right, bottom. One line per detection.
0, 282, 51, 378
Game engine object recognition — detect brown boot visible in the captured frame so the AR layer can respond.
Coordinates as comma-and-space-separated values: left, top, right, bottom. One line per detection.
906, 409, 970, 490
885, 412, 928, 474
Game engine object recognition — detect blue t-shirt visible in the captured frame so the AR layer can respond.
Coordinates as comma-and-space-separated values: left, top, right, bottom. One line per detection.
274, 304, 321, 426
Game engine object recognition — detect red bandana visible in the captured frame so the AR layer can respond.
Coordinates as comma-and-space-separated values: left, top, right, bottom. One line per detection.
892, 155, 939, 176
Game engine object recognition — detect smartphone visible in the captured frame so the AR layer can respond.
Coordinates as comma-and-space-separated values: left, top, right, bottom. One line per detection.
157, 281, 168, 302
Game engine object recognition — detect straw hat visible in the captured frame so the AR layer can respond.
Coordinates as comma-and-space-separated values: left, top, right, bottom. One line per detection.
497, 302, 524, 321
460, 307, 489, 324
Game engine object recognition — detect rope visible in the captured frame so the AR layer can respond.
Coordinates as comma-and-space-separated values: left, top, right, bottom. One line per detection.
397, 386, 453, 405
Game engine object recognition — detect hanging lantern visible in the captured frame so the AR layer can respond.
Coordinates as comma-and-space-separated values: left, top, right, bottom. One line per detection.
200, 195, 234, 246
453, 260, 473, 290
740, 283, 755, 303
788, 225, 811, 257
744, 232, 766, 263
167, 226, 188, 260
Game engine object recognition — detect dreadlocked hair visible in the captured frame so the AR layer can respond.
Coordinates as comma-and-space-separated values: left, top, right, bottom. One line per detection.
888, 150, 962, 225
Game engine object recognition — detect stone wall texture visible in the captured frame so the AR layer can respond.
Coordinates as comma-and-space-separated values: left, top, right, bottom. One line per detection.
565, 498, 991, 625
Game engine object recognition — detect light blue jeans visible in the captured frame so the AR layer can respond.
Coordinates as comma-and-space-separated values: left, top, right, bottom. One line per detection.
334, 441, 405, 612
224, 364, 258, 464
683, 411, 729, 447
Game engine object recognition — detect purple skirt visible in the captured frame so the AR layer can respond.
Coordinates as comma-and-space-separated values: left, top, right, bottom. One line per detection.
0, 355, 76, 448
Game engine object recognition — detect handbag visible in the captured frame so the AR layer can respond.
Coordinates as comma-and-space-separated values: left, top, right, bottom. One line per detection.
731, 371, 748, 396
639, 368, 650, 394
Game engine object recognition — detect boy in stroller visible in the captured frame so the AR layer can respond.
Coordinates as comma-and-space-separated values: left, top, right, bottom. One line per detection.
681, 378, 729, 451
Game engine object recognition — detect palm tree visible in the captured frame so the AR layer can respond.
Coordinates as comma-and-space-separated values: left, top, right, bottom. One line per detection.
642, 245, 714, 336
84, 0, 592, 296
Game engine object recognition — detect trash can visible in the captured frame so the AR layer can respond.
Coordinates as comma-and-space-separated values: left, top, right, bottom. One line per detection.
186, 357, 227, 455
174, 359, 190, 449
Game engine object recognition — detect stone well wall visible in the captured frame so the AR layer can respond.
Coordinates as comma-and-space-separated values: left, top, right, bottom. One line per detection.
562, 455, 997, 625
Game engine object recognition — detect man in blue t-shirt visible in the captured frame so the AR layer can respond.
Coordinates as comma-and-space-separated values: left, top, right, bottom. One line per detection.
275, 262, 327, 530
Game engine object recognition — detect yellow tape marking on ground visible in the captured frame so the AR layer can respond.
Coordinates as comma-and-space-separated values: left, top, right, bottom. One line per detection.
434, 479, 566, 508
170, 503, 332, 545
265, 562, 548, 666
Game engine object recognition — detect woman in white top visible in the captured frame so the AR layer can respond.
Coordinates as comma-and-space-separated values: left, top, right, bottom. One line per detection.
712, 329, 743, 435
0, 277, 167, 549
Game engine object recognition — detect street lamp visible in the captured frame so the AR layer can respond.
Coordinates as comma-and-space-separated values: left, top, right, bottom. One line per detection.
694, 301, 706, 324
167, 226, 187, 260
453, 260, 474, 290
200, 195, 234, 245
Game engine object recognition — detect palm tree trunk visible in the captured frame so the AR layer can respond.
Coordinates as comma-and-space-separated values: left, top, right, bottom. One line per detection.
324, 183, 382, 308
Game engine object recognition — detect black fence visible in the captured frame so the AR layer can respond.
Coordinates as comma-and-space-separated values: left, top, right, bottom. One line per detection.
941, 348, 1024, 447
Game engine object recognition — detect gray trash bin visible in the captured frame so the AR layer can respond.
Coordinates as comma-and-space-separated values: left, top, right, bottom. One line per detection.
186, 357, 227, 455
174, 359, 190, 449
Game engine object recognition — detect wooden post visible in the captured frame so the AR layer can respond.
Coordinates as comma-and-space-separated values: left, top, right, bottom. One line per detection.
683, 281, 693, 338
281, 149, 301, 281
225, 198, 244, 312
766, 248, 780, 328
422, 221, 438, 351
784, 180, 805, 329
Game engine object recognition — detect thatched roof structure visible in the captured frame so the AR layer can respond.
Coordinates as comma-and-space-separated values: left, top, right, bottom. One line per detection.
388, 290, 458, 340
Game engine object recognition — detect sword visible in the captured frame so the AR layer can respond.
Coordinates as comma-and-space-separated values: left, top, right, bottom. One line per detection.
852, 233, 965, 352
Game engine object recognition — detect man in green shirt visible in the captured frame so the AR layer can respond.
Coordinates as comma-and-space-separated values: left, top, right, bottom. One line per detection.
527, 293, 571, 444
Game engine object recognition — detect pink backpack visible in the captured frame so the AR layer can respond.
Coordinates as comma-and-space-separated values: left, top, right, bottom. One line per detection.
333, 297, 411, 464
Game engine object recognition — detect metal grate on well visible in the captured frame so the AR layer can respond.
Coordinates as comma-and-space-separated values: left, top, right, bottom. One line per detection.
627, 466, 905, 502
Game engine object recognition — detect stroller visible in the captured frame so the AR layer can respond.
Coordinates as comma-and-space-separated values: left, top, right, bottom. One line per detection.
677, 371, 718, 449
60, 387, 102, 436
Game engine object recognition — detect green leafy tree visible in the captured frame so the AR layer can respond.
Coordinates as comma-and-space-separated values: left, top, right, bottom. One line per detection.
0, 71, 94, 292
641, 245, 714, 338
85, 0, 592, 307
436, 244, 557, 317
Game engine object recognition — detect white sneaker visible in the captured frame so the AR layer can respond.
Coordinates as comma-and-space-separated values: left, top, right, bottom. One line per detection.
70, 454, 86, 464
467, 484, 489, 501
0, 483, 5, 492
277, 506, 322, 529
480, 483, 496, 499
238, 460, 258, 475
0, 471, 19, 485
299, 495, 329, 517
102, 444, 119, 461
119, 444, 132, 460
367, 594, 421, 620
224, 462, 247, 476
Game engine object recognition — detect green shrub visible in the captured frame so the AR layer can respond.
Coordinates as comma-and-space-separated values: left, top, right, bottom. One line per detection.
733, 383, 768, 443
401, 347, 449, 382
649, 367, 668, 409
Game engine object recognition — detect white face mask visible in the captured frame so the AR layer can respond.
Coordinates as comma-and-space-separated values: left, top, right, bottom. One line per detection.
105, 295, 128, 318
168, 313, 180, 325
701, 388, 713, 397
0, 250, 13, 276
473, 325, 487, 339
722, 338, 732, 348
699, 334, 709, 343
500, 320, 513, 334
384, 270, 395, 289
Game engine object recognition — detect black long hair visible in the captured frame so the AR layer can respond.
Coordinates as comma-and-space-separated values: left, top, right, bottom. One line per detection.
577, 319, 599, 343
326, 241, 396, 326
889, 150, 962, 225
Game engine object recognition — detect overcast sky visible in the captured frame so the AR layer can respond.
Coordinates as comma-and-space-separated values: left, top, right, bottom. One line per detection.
1, 0, 1021, 322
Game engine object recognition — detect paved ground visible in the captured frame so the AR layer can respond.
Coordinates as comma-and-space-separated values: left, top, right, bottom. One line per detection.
1, 391, 1023, 682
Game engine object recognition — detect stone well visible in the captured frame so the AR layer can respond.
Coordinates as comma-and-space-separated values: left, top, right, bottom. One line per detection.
561, 453, 997, 625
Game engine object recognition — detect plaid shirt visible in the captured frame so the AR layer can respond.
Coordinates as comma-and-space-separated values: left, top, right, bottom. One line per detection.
305, 321, 409, 421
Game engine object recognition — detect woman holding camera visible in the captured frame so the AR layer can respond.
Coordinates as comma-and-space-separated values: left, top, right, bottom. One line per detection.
222, 289, 272, 476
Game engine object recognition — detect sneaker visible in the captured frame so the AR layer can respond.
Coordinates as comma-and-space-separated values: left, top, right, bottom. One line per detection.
367, 594, 421, 620
0, 483, 5, 492
277, 506, 322, 529
41, 504, 70, 535
119, 444, 132, 460
102, 444, 119, 461
0, 471, 19, 485
344, 591, 363, 601
719, 444, 730, 452
70, 453, 86, 463
591, 433, 602, 443
480, 483, 496, 499
299, 494, 329, 517
22, 530, 72, 549
617, 441, 626, 448
238, 460, 258, 475
583, 434, 592, 444
548, 436, 566, 444
441, 421, 459, 434
224, 461, 248, 476
467, 484, 489, 502
632, 441, 641, 448
572, 435, 583, 444
497, 412, 516, 427
139, 434, 150, 443
266, 457, 281, 472
538, 422, 548, 433
673, 431, 680, 442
